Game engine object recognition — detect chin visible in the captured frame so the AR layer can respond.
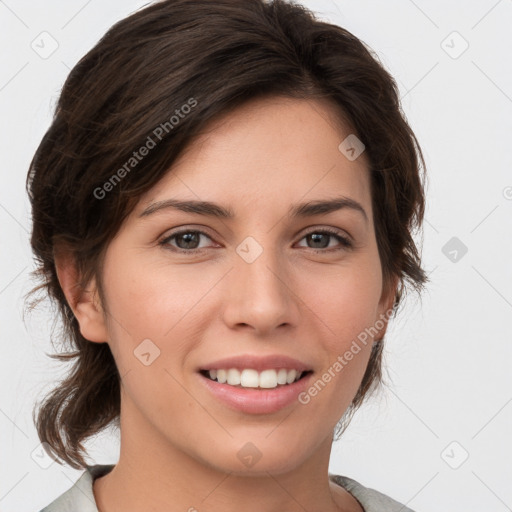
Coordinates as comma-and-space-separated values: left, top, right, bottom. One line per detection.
192, 435, 314, 476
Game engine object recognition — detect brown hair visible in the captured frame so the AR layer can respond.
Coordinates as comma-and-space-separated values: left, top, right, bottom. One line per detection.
26, 0, 428, 469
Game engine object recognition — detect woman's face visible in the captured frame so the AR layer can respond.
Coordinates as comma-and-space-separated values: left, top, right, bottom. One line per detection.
90, 96, 395, 474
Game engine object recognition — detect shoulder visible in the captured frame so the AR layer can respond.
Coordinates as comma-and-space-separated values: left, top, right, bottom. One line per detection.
38, 466, 412, 512
329, 473, 416, 512
38, 464, 115, 512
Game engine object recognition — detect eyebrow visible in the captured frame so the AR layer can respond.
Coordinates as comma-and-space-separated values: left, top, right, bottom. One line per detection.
139, 196, 368, 223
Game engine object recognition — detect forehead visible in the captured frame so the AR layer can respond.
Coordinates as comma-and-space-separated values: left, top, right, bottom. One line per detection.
138, 96, 372, 218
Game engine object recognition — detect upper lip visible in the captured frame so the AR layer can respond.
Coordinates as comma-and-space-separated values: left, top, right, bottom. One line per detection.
199, 354, 312, 373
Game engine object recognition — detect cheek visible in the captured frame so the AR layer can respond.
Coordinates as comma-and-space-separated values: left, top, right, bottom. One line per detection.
296, 282, 377, 421
100, 257, 219, 381
296, 255, 383, 347
103, 257, 210, 337
99, 260, 204, 417
293, 257, 382, 404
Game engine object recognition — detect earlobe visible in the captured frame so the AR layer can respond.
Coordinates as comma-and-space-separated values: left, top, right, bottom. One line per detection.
375, 275, 400, 342
381, 275, 399, 313
54, 252, 109, 343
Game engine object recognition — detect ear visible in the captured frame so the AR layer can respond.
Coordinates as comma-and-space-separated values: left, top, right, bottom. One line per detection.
374, 274, 400, 342
54, 251, 109, 343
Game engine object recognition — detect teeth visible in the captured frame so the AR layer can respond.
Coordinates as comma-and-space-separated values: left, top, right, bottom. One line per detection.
277, 368, 288, 385
241, 369, 259, 388
259, 369, 277, 388
286, 369, 297, 384
205, 368, 305, 389
227, 368, 241, 386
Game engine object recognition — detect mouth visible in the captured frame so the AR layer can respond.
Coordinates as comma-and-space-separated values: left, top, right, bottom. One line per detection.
199, 368, 313, 389
197, 354, 315, 414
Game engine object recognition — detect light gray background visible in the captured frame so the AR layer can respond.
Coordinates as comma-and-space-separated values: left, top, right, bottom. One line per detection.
1, 1, 511, 510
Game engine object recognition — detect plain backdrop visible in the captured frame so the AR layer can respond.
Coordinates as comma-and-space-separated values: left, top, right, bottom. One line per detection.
1, 1, 511, 511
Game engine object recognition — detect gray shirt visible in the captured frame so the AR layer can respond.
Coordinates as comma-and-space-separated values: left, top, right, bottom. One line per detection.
39, 464, 415, 512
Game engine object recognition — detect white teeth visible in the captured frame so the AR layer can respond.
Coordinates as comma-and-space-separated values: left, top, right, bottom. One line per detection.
286, 369, 297, 384
205, 368, 305, 389
227, 368, 241, 386
216, 369, 227, 383
259, 369, 277, 388
276, 368, 288, 385
241, 369, 259, 388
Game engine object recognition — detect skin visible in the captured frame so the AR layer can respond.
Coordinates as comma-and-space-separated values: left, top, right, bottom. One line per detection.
57, 95, 397, 512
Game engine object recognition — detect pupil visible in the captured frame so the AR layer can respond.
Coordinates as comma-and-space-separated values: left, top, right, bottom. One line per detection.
178, 232, 199, 249
309, 233, 328, 248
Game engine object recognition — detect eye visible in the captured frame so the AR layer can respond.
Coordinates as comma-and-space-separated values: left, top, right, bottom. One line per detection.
159, 227, 353, 254
296, 228, 353, 253
159, 229, 214, 253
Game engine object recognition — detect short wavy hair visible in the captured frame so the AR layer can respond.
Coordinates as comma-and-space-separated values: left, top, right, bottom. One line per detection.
25, 0, 428, 469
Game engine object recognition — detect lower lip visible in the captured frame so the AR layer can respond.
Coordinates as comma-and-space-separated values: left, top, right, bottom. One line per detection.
198, 372, 313, 414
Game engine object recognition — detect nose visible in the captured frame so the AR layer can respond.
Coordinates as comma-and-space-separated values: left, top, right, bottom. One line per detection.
221, 243, 300, 336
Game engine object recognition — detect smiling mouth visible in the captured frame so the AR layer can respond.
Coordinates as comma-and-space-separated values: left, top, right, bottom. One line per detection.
199, 368, 313, 389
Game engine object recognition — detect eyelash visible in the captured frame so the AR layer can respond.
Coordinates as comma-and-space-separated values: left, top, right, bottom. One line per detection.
158, 227, 353, 254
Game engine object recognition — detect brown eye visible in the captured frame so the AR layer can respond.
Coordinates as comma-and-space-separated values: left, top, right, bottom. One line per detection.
160, 230, 213, 252
297, 229, 353, 252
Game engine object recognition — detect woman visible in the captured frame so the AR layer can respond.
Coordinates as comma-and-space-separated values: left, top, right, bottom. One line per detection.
27, 0, 428, 510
